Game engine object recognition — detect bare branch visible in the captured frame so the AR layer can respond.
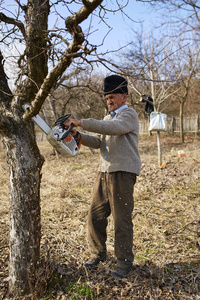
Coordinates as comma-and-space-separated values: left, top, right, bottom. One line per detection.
0, 12, 26, 38
23, 43, 88, 119
65, 0, 103, 32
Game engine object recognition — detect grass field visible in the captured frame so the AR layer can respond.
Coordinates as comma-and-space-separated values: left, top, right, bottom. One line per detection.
0, 134, 200, 299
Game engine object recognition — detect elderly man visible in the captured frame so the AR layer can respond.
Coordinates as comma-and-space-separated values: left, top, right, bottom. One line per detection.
65, 75, 141, 278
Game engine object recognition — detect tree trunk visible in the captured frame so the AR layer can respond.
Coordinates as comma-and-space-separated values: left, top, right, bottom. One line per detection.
0, 0, 104, 296
3, 122, 44, 296
157, 131, 162, 166
180, 101, 184, 143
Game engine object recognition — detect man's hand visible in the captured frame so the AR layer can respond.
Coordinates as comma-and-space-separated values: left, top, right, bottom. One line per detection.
64, 118, 81, 128
69, 128, 78, 136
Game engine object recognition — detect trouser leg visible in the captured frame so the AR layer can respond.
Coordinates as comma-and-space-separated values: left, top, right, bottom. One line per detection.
108, 172, 136, 266
87, 172, 110, 258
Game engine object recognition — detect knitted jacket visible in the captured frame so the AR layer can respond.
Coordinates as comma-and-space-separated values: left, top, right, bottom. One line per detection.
80, 107, 141, 175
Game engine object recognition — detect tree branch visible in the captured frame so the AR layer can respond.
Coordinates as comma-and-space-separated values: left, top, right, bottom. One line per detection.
22, 0, 104, 119
65, 0, 103, 33
0, 12, 26, 38
22, 43, 87, 119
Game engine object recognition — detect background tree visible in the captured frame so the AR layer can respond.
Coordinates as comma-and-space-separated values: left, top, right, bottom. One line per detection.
171, 44, 200, 143
119, 30, 183, 165
151, 0, 200, 142
160, 0, 200, 38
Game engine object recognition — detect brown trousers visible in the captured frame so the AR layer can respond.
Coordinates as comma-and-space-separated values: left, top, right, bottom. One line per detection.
88, 171, 136, 266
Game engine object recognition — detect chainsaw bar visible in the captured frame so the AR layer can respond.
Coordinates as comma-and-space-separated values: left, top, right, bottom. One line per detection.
23, 104, 79, 157
23, 104, 51, 134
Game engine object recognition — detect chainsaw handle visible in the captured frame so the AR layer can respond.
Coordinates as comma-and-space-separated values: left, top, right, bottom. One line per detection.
54, 114, 71, 126
58, 123, 74, 141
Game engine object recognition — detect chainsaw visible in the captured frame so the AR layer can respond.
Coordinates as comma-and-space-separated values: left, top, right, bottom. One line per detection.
23, 104, 80, 157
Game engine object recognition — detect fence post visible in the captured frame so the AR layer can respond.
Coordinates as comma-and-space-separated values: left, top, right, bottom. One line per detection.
171, 117, 175, 135
195, 115, 199, 136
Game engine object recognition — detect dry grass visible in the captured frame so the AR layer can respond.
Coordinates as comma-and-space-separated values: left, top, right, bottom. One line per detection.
0, 134, 200, 299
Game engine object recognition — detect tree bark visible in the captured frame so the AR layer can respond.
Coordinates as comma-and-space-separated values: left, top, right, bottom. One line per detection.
3, 119, 44, 296
0, 0, 104, 296
180, 101, 184, 143
0, 0, 49, 294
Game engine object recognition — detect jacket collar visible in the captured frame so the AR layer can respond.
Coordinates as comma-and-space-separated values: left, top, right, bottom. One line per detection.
114, 104, 128, 115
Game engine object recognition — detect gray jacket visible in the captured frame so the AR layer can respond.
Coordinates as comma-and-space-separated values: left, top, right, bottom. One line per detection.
80, 107, 141, 175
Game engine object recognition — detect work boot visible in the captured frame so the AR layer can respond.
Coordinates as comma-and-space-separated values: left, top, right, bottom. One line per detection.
84, 255, 106, 270
112, 265, 133, 278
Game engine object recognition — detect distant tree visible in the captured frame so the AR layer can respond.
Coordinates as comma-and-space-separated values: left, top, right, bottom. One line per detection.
160, 0, 200, 38
40, 70, 106, 131
120, 30, 182, 165
149, 0, 200, 142
186, 80, 200, 116
171, 45, 200, 143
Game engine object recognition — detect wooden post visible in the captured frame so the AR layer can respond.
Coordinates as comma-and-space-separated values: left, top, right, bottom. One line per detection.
172, 117, 175, 135
148, 115, 152, 136
157, 131, 162, 166
195, 115, 199, 136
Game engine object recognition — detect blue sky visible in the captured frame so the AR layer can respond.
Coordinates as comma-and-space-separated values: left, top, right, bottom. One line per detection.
84, 2, 155, 52
49, 1, 157, 53
4, 0, 160, 53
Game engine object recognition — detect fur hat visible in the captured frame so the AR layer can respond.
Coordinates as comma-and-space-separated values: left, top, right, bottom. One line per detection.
104, 75, 128, 95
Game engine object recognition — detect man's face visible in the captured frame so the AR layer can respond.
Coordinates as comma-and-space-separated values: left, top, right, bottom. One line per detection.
106, 93, 127, 112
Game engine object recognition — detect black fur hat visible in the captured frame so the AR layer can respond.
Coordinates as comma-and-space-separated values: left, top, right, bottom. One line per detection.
104, 75, 128, 95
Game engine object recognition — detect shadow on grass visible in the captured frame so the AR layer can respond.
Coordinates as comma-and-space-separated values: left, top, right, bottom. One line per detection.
37, 256, 200, 300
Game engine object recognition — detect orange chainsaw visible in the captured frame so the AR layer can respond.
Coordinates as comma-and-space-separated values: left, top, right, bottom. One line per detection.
23, 104, 80, 157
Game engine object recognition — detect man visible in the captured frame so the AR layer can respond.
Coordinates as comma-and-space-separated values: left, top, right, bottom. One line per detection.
65, 75, 141, 278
